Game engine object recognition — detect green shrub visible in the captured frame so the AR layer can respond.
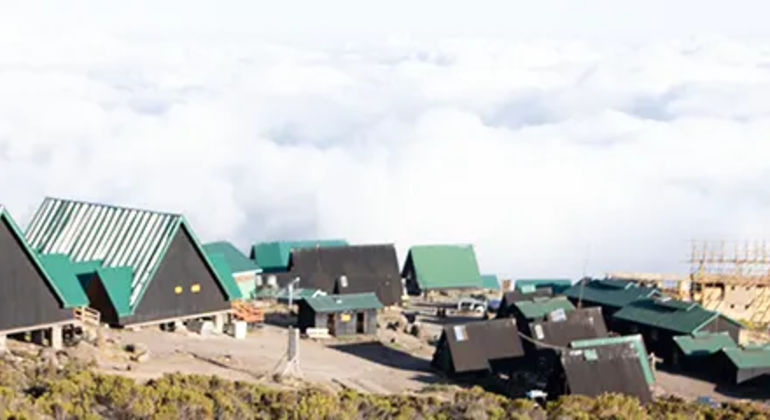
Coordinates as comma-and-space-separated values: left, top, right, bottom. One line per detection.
0, 354, 768, 419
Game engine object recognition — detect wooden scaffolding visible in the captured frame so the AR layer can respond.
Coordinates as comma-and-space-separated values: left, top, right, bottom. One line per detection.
689, 240, 770, 325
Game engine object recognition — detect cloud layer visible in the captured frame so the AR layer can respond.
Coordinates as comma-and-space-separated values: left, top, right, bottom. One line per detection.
2, 24, 770, 278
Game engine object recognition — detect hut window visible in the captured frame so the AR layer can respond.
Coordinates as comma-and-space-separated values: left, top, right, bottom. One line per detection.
453, 325, 468, 341
174, 286, 183, 294
534, 324, 545, 340
191, 284, 201, 293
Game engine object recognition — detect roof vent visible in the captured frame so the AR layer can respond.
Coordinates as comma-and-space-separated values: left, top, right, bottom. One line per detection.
549, 308, 567, 322
335, 298, 343, 304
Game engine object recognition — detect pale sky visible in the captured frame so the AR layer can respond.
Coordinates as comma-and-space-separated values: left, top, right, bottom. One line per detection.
3, 1, 770, 41
1, 1, 769, 278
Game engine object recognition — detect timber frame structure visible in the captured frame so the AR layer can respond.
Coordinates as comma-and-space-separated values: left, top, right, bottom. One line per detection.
689, 240, 770, 325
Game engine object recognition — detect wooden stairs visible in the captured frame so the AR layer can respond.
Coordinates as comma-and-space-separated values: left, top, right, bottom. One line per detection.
74, 306, 101, 327
232, 301, 265, 324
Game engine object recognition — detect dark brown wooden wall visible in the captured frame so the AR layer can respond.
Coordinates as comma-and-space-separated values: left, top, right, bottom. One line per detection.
85, 273, 120, 326
700, 316, 741, 343
402, 256, 421, 295
121, 225, 230, 325
0, 218, 71, 332
299, 306, 377, 336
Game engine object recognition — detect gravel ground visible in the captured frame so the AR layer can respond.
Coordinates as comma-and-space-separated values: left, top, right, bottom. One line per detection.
90, 324, 442, 394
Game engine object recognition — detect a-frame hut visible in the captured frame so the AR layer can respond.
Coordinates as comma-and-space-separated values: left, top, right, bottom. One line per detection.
25, 198, 242, 328
402, 244, 483, 295
288, 244, 403, 306
0, 206, 90, 349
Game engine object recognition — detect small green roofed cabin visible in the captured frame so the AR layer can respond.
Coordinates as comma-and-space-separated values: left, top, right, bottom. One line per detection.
250, 239, 347, 273
203, 241, 261, 300
402, 245, 483, 295
515, 279, 573, 295
297, 293, 382, 337
720, 346, 770, 385
612, 297, 743, 366
672, 332, 737, 377
0, 206, 90, 348
25, 198, 242, 329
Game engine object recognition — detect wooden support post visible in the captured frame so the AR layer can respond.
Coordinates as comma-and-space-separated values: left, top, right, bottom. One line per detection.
50, 325, 63, 350
213, 314, 225, 333
0, 334, 6, 353
32, 330, 46, 346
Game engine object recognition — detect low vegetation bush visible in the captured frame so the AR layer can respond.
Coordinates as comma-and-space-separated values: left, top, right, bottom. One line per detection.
0, 352, 768, 419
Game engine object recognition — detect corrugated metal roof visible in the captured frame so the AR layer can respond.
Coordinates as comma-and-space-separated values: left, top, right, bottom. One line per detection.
406, 245, 483, 290
612, 298, 722, 334
514, 297, 575, 320
25, 198, 181, 308
304, 293, 383, 312
674, 332, 737, 357
563, 280, 660, 309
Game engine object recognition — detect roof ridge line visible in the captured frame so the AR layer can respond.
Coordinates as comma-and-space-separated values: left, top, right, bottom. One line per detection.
44, 196, 182, 218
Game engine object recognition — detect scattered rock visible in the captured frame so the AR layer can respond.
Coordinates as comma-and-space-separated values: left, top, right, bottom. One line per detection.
131, 350, 151, 363
125, 343, 150, 362
124, 343, 148, 354
409, 323, 424, 338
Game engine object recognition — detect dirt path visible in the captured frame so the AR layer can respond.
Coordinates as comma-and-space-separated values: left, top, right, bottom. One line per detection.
95, 325, 439, 394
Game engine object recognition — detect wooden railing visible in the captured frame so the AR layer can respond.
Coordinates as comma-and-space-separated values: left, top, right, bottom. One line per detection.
74, 306, 101, 327
232, 300, 265, 324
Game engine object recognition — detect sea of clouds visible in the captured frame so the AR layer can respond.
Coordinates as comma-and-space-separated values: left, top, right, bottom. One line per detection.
2, 18, 770, 277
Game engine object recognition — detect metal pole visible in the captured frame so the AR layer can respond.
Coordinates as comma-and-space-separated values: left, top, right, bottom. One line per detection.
288, 277, 299, 308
